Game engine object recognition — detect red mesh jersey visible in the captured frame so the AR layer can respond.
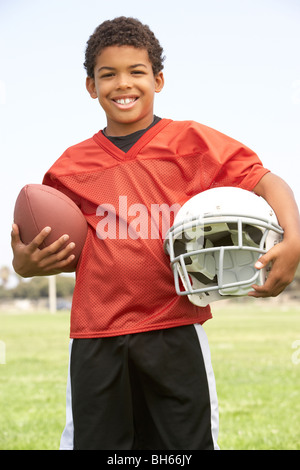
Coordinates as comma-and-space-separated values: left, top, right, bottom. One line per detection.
43, 119, 269, 338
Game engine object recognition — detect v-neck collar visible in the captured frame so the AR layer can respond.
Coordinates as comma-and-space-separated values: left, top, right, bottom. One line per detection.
93, 118, 172, 162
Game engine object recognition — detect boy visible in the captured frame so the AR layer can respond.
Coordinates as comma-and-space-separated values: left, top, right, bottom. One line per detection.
11, 17, 300, 450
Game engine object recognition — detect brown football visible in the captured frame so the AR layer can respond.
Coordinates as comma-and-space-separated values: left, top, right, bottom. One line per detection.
14, 184, 88, 270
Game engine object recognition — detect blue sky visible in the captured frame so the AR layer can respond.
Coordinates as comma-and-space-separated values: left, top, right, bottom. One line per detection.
0, 0, 299, 269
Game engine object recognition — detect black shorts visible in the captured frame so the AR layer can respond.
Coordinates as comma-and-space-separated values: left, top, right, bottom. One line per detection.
60, 324, 219, 450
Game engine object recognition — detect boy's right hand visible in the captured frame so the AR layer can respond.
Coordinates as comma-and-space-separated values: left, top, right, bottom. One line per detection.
11, 223, 76, 278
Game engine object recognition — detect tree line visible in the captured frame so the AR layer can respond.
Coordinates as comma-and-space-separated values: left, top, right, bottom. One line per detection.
0, 266, 75, 300
0, 264, 299, 300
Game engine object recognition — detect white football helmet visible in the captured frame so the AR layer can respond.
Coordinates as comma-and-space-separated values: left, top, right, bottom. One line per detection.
164, 187, 283, 307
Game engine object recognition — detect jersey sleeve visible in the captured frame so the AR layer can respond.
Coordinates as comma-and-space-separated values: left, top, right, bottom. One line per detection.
42, 142, 94, 208
43, 170, 82, 207
166, 121, 269, 192
194, 122, 270, 191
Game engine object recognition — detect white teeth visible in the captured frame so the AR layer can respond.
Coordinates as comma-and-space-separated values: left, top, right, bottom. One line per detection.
115, 98, 136, 105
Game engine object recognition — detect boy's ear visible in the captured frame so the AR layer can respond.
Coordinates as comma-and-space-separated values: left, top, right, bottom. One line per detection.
155, 72, 164, 93
86, 77, 98, 99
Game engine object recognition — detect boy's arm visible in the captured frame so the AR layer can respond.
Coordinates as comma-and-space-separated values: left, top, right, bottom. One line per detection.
11, 223, 76, 278
249, 172, 300, 297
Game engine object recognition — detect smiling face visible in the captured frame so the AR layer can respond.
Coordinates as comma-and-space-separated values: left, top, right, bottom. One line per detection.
86, 46, 164, 136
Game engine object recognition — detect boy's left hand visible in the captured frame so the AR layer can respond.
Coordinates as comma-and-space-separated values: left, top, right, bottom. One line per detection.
251, 172, 300, 298
248, 239, 300, 298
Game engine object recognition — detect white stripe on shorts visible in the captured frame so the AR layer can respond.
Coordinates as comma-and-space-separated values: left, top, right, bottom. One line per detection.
193, 323, 219, 450
60, 339, 74, 450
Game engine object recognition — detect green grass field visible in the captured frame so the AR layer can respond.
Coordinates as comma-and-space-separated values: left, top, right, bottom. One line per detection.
0, 300, 299, 450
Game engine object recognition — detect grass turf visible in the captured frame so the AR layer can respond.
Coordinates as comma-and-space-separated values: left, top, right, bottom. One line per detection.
0, 300, 299, 450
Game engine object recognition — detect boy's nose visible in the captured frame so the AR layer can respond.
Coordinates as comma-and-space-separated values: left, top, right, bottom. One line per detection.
116, 73, 132, 90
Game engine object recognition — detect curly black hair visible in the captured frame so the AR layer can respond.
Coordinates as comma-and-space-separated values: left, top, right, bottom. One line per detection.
84, 17, 165, 78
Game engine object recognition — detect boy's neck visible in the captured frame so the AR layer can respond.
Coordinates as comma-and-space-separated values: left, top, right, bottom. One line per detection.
105, 114, 155, 137
102, 116, 161, 153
